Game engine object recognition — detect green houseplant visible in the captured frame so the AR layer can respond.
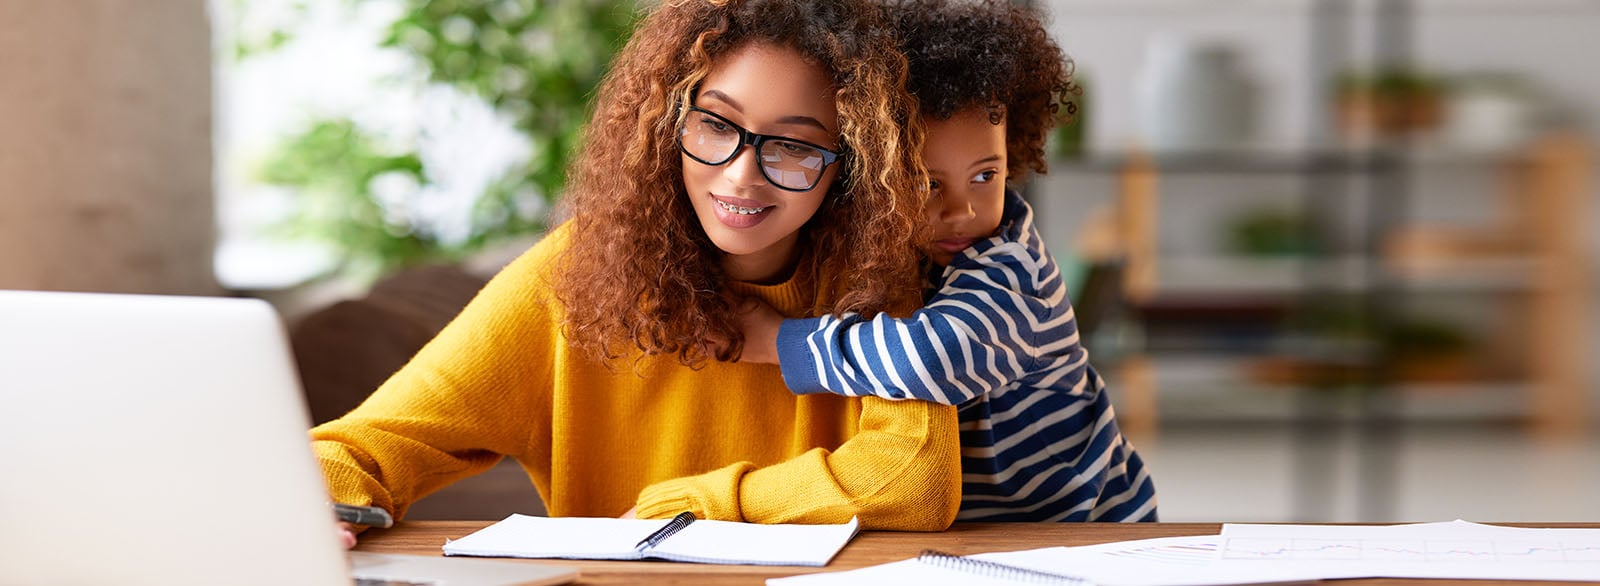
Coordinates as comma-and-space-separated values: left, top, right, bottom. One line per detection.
242, 0, 637, 280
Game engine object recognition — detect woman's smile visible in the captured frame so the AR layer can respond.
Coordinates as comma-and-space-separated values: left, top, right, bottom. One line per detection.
711, 193, 776, 227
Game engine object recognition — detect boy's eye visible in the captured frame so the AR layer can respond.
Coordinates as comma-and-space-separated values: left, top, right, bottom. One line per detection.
972, 170, 998, 184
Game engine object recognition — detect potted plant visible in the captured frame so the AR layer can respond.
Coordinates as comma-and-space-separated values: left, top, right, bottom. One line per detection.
1336, 67, 1444, 141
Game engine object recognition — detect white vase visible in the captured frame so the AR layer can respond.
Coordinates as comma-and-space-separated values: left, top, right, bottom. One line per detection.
1445, 86, 1535, 152
1135, 38, 1258, 152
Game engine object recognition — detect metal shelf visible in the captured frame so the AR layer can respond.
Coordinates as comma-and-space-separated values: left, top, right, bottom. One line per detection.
1146, 255, 1542, 295
1051, 144, 1548, 176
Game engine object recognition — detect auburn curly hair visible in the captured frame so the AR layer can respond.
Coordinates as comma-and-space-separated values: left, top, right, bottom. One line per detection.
554, 0, 928, 367
886, 0, 1078, 180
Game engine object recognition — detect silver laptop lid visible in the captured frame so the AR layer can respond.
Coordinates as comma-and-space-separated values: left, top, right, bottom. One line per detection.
0, 291, 349, 586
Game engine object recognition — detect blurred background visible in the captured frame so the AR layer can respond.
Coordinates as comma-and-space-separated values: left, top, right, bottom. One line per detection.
1, 0, 1593, 523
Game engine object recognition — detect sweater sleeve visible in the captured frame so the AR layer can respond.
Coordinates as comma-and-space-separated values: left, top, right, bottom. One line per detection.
773, 241, 1044, 405
309, 234, 560, 521
633, 396, 962, 531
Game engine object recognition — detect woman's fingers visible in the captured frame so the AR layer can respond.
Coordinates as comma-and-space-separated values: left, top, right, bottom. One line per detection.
337, 522, 357, 549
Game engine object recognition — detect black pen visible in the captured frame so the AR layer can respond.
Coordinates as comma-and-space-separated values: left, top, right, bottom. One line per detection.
633, 511, 696, 552
333, 502, 394, 528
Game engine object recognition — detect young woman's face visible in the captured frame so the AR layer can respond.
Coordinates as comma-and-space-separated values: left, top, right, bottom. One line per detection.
681, 42, 841, 283
923, 108, 1008, 267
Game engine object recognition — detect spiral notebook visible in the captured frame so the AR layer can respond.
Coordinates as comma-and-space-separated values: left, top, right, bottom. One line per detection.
442, 513, 860, 567
769, 552, 1094, 586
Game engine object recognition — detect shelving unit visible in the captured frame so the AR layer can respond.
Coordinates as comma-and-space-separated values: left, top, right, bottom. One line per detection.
1050, 135, 1592, 523
1085, 134, 1591, 436
1034, 0, 1593, 521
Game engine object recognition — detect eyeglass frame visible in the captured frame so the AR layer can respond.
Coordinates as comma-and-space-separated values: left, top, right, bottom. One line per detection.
676, 105, 845, 193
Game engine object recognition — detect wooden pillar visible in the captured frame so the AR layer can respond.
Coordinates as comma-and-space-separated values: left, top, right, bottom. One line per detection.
1118, 153, 1160, 303
1523, 134, 1592, 437
1114, 154, 1161, 438
0, 1, 216, 294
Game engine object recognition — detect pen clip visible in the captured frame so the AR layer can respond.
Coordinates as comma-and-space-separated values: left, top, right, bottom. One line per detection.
633, 511, 696, 553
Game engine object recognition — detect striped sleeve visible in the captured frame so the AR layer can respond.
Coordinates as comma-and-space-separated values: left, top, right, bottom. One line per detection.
774, 245, 1047, 405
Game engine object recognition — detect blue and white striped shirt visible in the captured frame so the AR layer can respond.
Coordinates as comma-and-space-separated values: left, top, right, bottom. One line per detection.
776, 189, 1157, 522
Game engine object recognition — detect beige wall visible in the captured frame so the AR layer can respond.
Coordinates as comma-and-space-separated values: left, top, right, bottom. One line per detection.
0, 1, 216, 294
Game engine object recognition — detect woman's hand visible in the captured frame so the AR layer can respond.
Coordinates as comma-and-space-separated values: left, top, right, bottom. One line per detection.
619, 506, 638, 519
732, 296, 783, 364
336, 522, 357, 549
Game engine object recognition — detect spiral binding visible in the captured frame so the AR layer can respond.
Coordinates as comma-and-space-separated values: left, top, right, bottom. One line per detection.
917, 549, 1096, 585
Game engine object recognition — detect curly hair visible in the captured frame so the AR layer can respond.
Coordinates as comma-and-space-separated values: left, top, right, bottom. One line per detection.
553, 0, 928, 367
886, 0, 1078, 180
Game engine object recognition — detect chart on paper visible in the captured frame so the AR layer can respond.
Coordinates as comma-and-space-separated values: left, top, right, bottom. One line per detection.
1101, 539, 1220, 566
1222, 538, 1600, 563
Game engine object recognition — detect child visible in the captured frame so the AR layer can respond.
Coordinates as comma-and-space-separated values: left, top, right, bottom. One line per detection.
736, 0, 1156, 522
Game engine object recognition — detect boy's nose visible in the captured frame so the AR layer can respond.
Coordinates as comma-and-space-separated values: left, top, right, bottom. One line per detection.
939, 195, 977, 223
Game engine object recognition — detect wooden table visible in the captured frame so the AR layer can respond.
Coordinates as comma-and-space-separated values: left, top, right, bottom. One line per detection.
354, 521, 1600, 585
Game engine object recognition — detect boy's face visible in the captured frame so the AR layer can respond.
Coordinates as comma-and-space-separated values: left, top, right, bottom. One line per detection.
922, 108, 1007, 267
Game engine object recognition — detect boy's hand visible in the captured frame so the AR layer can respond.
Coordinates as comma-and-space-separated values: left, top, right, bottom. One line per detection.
733, 296, 783, 364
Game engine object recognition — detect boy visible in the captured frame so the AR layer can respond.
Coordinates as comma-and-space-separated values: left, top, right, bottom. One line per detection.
736, 0, 1156, 521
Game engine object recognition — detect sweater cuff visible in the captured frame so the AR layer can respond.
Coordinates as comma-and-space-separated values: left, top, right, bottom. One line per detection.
316, 454, 396, 527
635, 461, 756, 521
777, 317, 830, 395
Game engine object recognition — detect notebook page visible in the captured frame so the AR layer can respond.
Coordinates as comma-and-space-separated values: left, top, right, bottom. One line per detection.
650, 517, 860, 566
769, 558, 1025, 585
442, 514, 660, 559
977, 539, 1336, 586
1219, 520, 1600, 581
770, 537, 1335, 586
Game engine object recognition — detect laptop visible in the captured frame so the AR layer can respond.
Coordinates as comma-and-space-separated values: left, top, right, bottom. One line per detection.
0, 290, 576, 586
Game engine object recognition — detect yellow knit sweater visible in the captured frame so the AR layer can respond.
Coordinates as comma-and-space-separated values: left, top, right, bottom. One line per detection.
310, 224, 962, 530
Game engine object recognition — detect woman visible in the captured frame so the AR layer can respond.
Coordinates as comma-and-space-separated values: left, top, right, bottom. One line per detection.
312, 0, 961, 546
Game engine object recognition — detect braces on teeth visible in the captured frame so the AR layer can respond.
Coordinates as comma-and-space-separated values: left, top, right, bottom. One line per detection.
717, 200, 769, 215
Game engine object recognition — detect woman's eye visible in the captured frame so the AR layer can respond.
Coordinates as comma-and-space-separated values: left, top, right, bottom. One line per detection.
696, 115, 734, 134
927, 179, 941, 192
973, 170, 998, 184
774, 140, 813, 156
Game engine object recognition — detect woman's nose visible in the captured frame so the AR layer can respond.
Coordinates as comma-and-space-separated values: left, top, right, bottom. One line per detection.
724, 145, 768, 188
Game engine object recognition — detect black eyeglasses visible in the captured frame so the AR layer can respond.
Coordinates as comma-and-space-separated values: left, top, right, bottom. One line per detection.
677, 105, 843, 192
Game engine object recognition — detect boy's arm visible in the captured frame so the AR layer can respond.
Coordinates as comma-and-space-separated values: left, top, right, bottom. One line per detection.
775, 250, 1043, 405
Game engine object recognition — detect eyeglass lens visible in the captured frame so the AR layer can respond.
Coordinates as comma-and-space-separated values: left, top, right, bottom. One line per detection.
679, 109, 830, 191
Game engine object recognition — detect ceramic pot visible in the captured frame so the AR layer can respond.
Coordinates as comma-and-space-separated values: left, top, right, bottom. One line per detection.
1135, 38, 1257, 152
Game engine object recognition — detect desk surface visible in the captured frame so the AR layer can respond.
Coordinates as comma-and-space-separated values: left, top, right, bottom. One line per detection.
354, 521, 1600, 586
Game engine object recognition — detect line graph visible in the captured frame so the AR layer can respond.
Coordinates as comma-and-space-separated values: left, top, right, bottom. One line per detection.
1222, 538, 1600, 563
1102, 540, 1219, 566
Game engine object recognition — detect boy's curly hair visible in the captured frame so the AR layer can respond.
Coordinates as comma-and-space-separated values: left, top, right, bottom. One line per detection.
554, 0, 928, 367
887, 0, 1077, 180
